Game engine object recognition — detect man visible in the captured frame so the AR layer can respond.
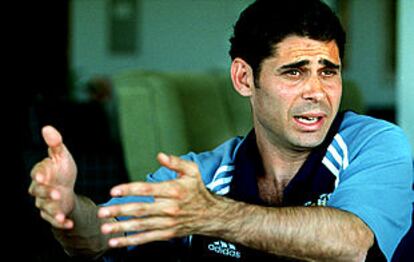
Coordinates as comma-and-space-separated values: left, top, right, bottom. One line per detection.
29, 0, 413, 261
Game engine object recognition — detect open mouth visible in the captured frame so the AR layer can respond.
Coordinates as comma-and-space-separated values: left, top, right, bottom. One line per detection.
294, 115, 323, 125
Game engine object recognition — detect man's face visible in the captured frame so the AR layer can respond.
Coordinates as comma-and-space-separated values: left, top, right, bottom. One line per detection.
251, 36, 342, 152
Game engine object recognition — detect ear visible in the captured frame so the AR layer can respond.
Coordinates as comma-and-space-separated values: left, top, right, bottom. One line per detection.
230, 58, 255, 97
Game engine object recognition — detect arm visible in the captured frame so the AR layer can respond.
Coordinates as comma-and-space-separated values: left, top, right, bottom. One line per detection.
98, 154, 373, 261
204, 197, 373, 261
28, 126, 120, 259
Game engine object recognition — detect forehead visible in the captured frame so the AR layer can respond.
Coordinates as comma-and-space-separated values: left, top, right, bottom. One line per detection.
272, 36, 341, 65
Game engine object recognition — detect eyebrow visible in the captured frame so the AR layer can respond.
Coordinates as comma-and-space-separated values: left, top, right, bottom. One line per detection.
319, 59, 340, 69
277, 59, 340, 72
278, 60, 310, 71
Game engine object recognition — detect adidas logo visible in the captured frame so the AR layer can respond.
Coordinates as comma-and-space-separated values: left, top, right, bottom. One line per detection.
208, 240, 241, 259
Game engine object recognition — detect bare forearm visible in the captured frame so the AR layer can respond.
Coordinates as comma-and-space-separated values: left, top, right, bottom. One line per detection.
52, 195, 121, 259
203, 197, 374, 261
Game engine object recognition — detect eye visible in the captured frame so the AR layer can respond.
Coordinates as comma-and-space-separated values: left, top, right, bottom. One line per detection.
321, 69, 338, 77
283, 69, 302, 78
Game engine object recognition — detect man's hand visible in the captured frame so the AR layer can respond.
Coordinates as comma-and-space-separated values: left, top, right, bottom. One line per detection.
97, 153, 220, 248
28, 125, 78, 229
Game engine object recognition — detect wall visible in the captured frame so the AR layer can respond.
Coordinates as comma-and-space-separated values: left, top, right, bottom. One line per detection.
343, 0, 396, 108
70, 0, 253, 86
396, 0, 414, 152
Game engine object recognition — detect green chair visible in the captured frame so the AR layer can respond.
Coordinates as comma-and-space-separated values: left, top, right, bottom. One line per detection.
113, 70, 252, 182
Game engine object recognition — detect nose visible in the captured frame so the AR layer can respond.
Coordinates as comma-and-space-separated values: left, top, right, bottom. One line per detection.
301, 76, 326, 103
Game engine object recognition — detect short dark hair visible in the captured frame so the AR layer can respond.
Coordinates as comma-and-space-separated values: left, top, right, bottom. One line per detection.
229, 0, 346, 79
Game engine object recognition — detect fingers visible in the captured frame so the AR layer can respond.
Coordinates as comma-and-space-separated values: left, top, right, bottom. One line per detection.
101, 217, 177, 236
157, 153, 200, 178
109, 153, 200, 198
35, 198, 60, 219
30, 157, 56, 185
40, 210, 74, 229
98, 199, 179, 219
97, 153, 204, 247
28, 181, 60, 200
110, 180, 185, 199
35, 198, 74, 229
29, 170, 73, 229
108, 229, 176, 248
32, 192, 74, 229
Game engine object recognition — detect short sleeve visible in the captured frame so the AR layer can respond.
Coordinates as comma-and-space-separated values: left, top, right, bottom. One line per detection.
327, 126, 414, 261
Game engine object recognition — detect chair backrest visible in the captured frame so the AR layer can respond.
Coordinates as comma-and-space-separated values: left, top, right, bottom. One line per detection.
113, 70, 252, 181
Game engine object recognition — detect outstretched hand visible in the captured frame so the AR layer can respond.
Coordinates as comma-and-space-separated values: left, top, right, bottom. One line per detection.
98, 153, 221, 248
28, 125, 78, 229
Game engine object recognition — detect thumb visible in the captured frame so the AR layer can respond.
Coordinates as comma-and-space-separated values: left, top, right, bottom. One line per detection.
157, 152, 199, 178
42, 125, 65, 157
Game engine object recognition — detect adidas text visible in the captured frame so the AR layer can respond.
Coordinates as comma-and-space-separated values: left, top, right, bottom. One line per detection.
208, 241, 241, 259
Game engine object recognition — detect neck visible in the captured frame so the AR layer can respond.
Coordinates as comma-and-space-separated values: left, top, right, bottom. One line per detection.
255, 129, 310, 184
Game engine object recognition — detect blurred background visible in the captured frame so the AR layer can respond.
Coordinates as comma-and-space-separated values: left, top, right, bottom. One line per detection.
9, 0, 413, 261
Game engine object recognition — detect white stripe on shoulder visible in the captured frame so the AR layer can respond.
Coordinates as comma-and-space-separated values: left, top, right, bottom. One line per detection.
216, 186, 230, 195
334, 134, 349, 169
206, 176, 233, 190
206, 165, 235, 192
327, 144, 343, 167
322, 156, 339, 188
208, 165, 235, 184
212, 165, 235, 178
